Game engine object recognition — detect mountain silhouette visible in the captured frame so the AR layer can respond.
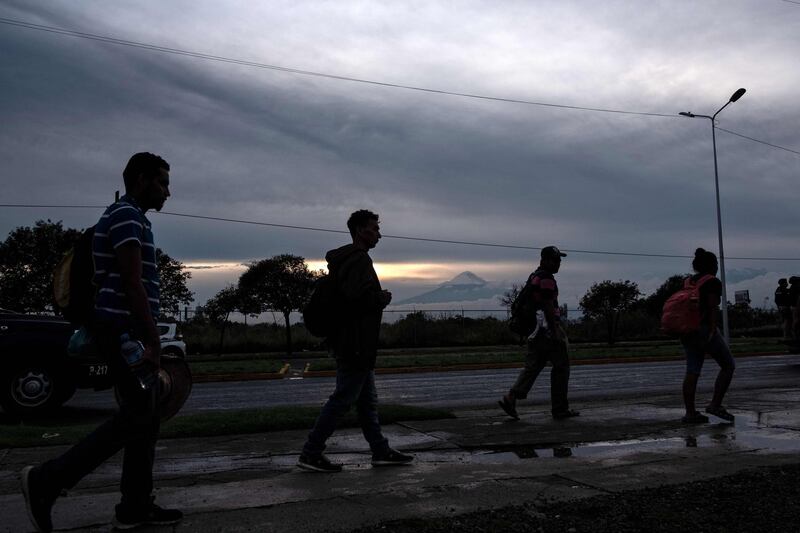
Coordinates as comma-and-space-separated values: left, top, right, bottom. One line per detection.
395, 271, 508, 305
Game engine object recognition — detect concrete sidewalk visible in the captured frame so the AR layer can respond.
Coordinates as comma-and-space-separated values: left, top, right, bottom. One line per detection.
2, 386, 800, 532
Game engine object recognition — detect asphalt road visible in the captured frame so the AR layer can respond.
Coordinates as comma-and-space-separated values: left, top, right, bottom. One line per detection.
66, 353, 800, 415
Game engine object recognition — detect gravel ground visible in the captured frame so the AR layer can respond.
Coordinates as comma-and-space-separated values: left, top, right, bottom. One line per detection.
349, 463, 800, 533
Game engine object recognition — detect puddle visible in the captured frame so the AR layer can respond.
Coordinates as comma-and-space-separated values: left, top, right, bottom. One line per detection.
459, 416, 800, 463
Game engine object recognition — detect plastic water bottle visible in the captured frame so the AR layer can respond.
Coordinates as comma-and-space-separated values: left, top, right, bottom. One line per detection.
120, 334, 157, 390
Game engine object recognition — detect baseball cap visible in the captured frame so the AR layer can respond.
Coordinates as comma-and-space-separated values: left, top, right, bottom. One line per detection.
541, 246, 567, 259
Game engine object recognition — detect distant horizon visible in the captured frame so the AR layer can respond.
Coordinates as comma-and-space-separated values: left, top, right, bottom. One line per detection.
2, 1, 798, 324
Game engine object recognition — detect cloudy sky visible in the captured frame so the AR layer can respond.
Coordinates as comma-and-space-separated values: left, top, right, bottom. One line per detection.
1, 0, 799, 316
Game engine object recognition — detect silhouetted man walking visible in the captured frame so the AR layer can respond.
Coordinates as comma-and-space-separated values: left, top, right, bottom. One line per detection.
298, 210, 413, 472
21, 153, 182, 532
499, 246, 579, 421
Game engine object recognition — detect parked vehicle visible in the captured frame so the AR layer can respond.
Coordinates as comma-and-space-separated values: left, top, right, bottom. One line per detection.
0, 311, 186, 416
158, 322, 186, 358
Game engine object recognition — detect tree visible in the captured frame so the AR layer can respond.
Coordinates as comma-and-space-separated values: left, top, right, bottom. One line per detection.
498, 284, 522, 315
204, 285, 244, 355
155, 249, 194, 316
238, 254, 317, 355
580, 280, 641, 345
639, 274, 689, 318
0, 220, 81, 312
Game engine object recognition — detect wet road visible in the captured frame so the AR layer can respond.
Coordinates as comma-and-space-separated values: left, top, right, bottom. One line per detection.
67, 353, 800, 414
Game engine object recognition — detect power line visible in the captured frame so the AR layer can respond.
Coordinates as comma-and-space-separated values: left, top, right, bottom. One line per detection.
717, 127, 800, 156
3, 203, 800, 261
0, 17, 697, 119
2, 17, 798, 157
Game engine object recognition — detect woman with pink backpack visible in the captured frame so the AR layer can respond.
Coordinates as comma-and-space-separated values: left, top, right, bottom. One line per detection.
678, 248, 736, 423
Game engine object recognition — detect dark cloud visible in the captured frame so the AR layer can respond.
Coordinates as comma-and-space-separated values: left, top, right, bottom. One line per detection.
1, 0, 798, 310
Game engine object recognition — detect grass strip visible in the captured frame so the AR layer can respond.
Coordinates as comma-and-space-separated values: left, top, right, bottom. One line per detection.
189, 359, 285, 375
0, 404, 454, 448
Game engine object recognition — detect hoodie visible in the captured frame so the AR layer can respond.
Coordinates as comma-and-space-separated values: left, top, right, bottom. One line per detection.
326, 243, 386, 369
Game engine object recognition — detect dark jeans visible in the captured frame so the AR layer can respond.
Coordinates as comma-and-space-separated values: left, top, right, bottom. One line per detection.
302, 366, 389, 457
509, 334, 571, 414
40, 325, 160, 510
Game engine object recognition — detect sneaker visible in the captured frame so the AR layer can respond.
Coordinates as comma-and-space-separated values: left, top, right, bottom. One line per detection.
706, 405, 735, 422
681, 411, 709, 424
371, 448, 414, 467
21, 465, 56, 533
113, 502, 183, 530
552, 409, 580, 420
498, 397, 520, 420
297, 453, 343, 473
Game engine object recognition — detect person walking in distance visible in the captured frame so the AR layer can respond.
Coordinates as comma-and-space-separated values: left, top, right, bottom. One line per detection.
21, 153, 183, 532
297, 210, 413, 472
680, 248, 736, 423
789, 276, 800, 344
774, 278, 792, 340
498, 246, 579, 421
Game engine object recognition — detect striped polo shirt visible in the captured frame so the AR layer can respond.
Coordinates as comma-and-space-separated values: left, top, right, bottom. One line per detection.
93, 195, 160, 325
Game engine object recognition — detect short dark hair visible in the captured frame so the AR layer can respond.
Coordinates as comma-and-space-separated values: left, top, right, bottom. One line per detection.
692, 248, 718, 275
347, 209, 379, 238
123, 152, 169, 190
779, 278, 788, 285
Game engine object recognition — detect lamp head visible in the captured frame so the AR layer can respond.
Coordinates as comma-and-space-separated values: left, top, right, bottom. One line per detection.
730, 88, 746, 102
679, 111, 695, 117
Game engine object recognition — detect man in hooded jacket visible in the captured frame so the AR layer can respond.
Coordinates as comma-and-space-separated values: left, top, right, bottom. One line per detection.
297, 210, 413, 472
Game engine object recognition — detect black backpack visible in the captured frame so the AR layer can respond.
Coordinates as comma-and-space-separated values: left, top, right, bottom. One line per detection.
508, 276, 537, 336
303, 273, 339, 338
53, 227, 96, 326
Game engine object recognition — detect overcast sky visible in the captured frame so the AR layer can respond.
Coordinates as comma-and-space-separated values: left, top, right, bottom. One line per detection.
1, 0, 799, 313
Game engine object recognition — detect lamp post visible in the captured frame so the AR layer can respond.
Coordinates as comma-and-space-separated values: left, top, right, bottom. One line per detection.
679, 87, 746, 342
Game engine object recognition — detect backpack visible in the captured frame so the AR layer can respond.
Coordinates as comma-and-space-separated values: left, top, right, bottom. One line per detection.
303, 273, 339, 338
53, 227, 96, 326
508, 276, 538, 336
660, 274, 714, 337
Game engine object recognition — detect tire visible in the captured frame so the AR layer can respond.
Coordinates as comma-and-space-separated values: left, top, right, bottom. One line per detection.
0, 361, 74, 416
162, 346, 185, 359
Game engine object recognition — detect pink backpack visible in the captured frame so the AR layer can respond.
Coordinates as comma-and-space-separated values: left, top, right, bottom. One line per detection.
660, 275, 714, 336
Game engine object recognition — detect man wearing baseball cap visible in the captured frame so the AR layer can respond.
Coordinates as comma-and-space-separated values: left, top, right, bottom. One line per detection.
498, 245, 579, 420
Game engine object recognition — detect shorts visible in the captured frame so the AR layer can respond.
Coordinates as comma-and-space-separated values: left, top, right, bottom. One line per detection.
680, 326, 735, 375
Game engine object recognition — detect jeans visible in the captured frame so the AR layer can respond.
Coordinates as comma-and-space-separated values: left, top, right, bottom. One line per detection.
510, 333, 571, 414
302, 367, 389, 457
40, 324, 160, 510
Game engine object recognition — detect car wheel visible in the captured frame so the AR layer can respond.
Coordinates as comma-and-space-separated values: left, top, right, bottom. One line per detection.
162, 347, 185, 359
0, 362, 73, 416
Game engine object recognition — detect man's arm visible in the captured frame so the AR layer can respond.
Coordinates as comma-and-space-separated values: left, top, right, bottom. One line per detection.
338, 255, 389, 311
116, 241, 161, 365
541, 299, 563, 339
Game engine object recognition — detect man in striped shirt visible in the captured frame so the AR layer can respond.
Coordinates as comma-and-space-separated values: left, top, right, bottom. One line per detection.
22, 153, 182, 532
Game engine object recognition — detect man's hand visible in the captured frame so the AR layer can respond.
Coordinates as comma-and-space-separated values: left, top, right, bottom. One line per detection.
380, 290, 393, 306
380, 290, 393, 307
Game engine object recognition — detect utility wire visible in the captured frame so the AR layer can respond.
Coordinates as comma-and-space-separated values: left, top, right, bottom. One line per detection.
3, 203, 800, 261
2, 17, 797, 156
717, 127, 800, 156
0, 17, 697, 118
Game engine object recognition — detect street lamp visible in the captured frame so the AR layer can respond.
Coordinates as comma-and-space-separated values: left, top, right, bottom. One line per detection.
679, 87, 746, 342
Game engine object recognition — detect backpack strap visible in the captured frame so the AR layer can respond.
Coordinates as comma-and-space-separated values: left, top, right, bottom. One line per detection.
695, 274, 715, 287
684, 274, 715, 290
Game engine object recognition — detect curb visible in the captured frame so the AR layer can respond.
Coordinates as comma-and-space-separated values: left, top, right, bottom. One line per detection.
301, 350, 790, 378
193, 362, 290, 383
